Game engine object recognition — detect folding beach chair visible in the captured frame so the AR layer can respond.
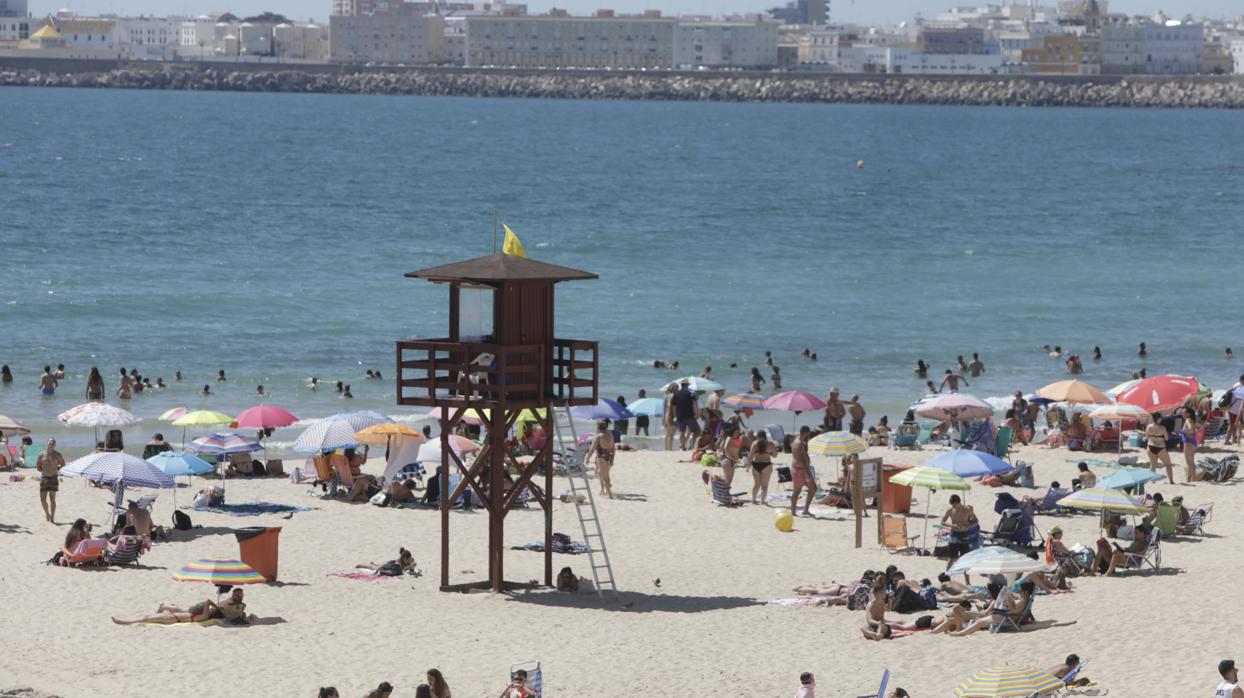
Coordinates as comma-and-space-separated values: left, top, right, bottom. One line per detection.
989, 596, 1034, 633
709, 477, 745, 507
1154, 505, 1179, 536
61, 538, 108, 567
1034, 487, 1071, 514
892, 423, 920, 450
1121, 528, 1162, 572
1177, 503, 1212, 536
104, 537, 144, 566
880, 514, 918, 553
510, 659, 542, 698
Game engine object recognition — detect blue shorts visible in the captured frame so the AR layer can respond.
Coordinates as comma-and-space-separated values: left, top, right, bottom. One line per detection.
676, 418, 701, 433
41, 388, 54, 397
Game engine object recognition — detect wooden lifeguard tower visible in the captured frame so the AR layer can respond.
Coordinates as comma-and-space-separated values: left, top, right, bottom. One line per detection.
397, 253, 599, 593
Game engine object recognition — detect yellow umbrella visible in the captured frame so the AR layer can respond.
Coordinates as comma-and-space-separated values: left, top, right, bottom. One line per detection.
355, 423, 424, 446
1036, 379, 1112, 405
173, 410, 234, 427
955, 664, 1064, 696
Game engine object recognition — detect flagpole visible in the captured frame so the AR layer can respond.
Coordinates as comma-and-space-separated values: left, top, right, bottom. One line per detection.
493, 208, 499, 254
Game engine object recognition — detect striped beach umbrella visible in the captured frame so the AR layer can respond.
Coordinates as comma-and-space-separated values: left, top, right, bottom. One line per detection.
58, 402, 142, 428
926, 449, 1013, 478
947, 546, 1049, 577
1057, 487, 1148, 513
61, 451, 175, 489
722, 392, 766, 409
1088, 403, 1152, 423
808, 431, 867, 456
324, 411, 393, 431
889, 465, 971, 491
173, 559, 266, 586
173, 410, 234, 427
188, 432, 263, 455
294, 419, 360, 453
159, 407, 188, 422
954, 664, 1064, 697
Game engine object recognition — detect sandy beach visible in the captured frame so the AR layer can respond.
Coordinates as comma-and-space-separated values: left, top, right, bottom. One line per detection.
0, 435, 1236, 697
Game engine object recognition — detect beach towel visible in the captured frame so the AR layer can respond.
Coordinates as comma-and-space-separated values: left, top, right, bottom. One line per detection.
767, 597, 831, 606
328, 572, 402, 581
512, 539, 590, 555
193, 502, 313, 517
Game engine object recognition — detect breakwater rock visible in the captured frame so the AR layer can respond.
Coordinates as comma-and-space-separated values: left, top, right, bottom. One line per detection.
2, 65, 1243, 108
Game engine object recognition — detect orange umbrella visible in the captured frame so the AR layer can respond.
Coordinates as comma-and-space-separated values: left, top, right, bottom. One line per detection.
1035, 380, 1112, 405
355, 423, 424, 446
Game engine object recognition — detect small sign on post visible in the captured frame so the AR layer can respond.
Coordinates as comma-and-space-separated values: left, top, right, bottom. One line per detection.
853, 457, 883, 549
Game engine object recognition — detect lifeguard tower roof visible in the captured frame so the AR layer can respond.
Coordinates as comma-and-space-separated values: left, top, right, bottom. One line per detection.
406, 253, 597, 285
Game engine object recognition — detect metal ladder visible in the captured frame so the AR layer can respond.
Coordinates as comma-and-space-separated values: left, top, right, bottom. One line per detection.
552, 406, 618, 598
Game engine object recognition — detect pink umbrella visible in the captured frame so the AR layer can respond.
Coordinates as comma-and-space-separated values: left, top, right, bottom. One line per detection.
235, 405, 299, 429
763, 390, 827, 429
1116, 374, 1201, 413
914, 393, 993, 422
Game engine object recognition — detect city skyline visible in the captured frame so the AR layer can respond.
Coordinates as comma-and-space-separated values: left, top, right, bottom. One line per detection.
26, 0, 1244, 24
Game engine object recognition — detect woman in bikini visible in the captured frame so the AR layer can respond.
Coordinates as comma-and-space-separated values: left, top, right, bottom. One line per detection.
112, 599, 225, 625
85, 367, 105, 401
750, 367, 765, 392
356, 548, 415, 576
748, 430, 775, 504
587, 421, 616, 499
1180, 406, 1200, 483
1145, 411, 1174, 482
716, 422, 743, 486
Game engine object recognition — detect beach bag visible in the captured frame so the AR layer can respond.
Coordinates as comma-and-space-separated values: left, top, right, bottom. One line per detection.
1219, 391, 1233, 409
370, 492, 391, 507
173, 510, 193, 531
377, 560, 404, 577
252, 461, 266, 476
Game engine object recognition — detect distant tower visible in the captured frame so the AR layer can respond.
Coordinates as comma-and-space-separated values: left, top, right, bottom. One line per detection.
805, 0, 827, 25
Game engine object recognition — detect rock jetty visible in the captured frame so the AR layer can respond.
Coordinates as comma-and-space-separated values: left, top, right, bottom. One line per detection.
2, 65, 1243, 108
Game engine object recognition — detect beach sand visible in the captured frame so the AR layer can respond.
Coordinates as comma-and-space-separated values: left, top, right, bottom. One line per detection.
0, 441, 1235, 696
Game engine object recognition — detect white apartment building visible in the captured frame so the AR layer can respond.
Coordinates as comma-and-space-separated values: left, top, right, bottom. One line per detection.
274, 22, 329, 61
673, 20, 778, 69
117, 16, 182, 59
1101, 22, 1144, 73
444, 18, 466, 65
1144, 21, 1202, 74
1232, 37, 1244, 74
180, 15, 217, 55
330, 13, 445, 64
0, 18, 32, 46
465, 14, 675, 69
49, 17, 119, 53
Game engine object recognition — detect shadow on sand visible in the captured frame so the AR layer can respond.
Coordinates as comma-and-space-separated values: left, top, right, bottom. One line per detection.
504, 589, 763, 614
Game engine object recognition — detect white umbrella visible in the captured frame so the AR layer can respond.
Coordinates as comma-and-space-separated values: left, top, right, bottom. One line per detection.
947, 546, 1049, 577
58, 402, 142, 428
293, 420, 361, 453
0, 414, 31, 436
660, 377, 725, 393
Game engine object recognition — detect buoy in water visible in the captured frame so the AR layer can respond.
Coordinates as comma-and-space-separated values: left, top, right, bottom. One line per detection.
856, 160, 865, 169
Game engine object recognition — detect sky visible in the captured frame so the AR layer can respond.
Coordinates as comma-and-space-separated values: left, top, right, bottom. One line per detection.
30, 0, 1241, 25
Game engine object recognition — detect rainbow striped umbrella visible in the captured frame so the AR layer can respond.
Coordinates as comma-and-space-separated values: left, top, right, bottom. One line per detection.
808, 431, 867, 456
954, 664, 1064, 696
188, 432, 263, 455
159, 407, 188, 422
1057, 487, 1148, 513
722, 392, 766, 409
173, 559, 266, 586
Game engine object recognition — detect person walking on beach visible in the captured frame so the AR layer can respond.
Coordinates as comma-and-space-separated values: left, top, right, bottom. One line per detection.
790, 426, 814, 517
967, 352, 985, 377
670, 379, 701, 450
939, 369, 968, 393
824, 388, 845, 431
587, 420, 616, 499
1145, 412, 1174, 483
39, 365, 57, 397
85, 367, 105, 401
749, 430, 775, 504
1227, 374, 1244, 445
1181, 406, 1200, 483
37, 439, 65, 523
614, 395, 629, 436
848, 395, 866, 436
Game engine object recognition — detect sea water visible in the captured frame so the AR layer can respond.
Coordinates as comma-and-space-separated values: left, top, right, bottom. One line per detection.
2, 87, 1243, 450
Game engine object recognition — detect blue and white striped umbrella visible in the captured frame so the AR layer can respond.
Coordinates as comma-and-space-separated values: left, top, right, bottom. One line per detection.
61, 451, 175, 489
947, 545, 1048, 576
324, 411, 393, 431
147, 451, 215, 477
926, 449, 1013, 478
294, 419, 361, 453
570, 398, 634, 422
188, 432, 263, 455
626, 398, 665, 417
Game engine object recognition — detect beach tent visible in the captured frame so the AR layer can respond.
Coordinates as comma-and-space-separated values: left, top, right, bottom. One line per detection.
382, 434, 426, 484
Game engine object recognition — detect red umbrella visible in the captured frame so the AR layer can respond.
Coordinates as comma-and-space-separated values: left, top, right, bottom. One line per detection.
1115, 374, 1201, 413
235, 405, 299, 429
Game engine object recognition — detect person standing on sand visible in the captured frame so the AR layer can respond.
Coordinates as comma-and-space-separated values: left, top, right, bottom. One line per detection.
790, 426, 814, 517
1145, 411, 1174, 482
587, 420, 616, 499
794, 671, 815, 698
662, 384, 677, 450
1227, 374, 1244, 445
38, 365, 57, 397
824, 388, 845, 431
847, 395, 866, 436
748, 430, 775, 504
670, 379, 701, 450
939, 369, 968, 393
967, 352, 985, 377
37, 439, 65, 523
634, 389, 650, 436
940, 494, 977, 570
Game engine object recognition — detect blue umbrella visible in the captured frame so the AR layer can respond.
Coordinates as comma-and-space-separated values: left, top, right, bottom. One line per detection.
61, 451, 175, 489
570, 398, 634, 422
147, 451, 215, 477
294, 419, 360, 453
926, 449, 1013, 478
1098, 467, 1166, 490
627, 398, 664, 417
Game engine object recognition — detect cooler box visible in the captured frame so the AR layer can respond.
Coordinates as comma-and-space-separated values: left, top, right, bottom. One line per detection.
881, 464, 914, 514
236, 526, 282, 581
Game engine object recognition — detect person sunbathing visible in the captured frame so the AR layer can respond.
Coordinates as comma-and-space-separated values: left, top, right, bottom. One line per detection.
935, 573, 989, 603
1017, 569, 1071, 594
357, 548, 415, 576
388, 478, 421, 503
951, 582, 1033, 636
112, 588, 248, 626
344, 474, 380, 503
1048, 653, 1091, 687
1101, 524, 1152, 576
928, 601, 975, 634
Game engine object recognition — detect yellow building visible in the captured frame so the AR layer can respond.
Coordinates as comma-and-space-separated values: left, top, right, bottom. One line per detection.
1022, 34, 1100, 75
22, 24, 65, 48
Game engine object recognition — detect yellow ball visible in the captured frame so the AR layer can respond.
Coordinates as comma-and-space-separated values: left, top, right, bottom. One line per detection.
773, 510, 795, 533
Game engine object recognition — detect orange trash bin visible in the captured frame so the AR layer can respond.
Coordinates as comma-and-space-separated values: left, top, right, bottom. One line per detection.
881, 464, 914, 515
236, 527, 282, 582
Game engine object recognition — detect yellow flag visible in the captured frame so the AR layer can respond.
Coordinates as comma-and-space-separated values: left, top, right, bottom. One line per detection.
502, 224, 526, 257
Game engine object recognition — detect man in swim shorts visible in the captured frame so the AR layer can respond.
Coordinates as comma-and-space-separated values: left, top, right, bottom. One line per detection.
38, 439, 65, 523
670, 379, 701, 450
39, 366, 58, 397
